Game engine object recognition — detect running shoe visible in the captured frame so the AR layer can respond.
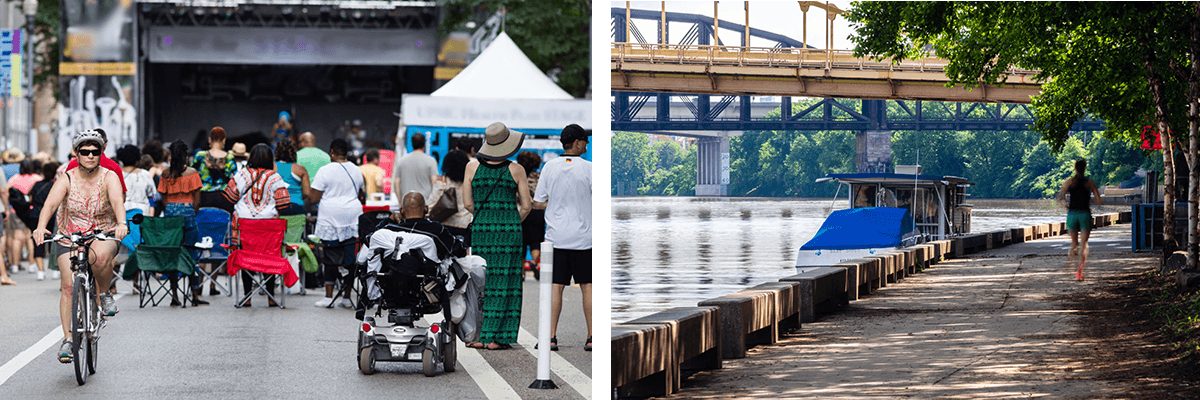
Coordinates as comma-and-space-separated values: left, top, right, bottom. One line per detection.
58, 340, 73, 363
338, 298, 354, 309
314, 297, 334, 307
37, 270, 44, 281
51, 270, 60, 280
100, 293, 119, 316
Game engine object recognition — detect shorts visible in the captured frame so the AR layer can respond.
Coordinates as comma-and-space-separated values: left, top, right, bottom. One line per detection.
34, 242, 45, 258
321, 239, 357, 285
522, 209, 546, 246
1066, 209, 1092, 231
552, 248, 591, 285
5, 214, 27, 231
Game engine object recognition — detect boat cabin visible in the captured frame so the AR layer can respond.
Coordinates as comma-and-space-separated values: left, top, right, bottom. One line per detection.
820, 166, 974, 240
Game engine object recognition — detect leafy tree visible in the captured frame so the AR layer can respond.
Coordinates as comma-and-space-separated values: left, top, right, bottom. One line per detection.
846, 1, 1199, 266
650, 140, 684, 172
960, 131, 1042, 198
441, 0, 590, 97
612, 132, 652, 195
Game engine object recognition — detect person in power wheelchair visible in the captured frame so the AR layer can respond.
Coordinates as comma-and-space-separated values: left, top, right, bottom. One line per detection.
354, 192, 468, 375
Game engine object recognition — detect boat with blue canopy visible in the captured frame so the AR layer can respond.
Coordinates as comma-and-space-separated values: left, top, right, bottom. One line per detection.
796, 166, 974, 271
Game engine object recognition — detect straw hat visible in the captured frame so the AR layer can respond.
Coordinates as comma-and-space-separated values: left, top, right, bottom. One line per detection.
476, 122, 524, 161
230, 142, 249, 158
3, 148, 25, 163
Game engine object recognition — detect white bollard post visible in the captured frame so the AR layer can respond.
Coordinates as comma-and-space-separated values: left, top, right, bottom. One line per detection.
529, 242, 558, 389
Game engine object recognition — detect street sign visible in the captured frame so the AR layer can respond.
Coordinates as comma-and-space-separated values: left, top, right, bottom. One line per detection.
0, 30, 19, 98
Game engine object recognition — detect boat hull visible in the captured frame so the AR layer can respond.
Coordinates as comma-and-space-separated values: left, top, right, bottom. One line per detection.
795, 247, 898, 271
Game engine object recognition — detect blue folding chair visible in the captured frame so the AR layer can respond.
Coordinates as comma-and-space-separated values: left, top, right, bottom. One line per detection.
193, 208, 233, 297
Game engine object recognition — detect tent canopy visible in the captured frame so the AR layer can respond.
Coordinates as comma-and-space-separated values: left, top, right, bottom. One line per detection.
402, 32, 590, 130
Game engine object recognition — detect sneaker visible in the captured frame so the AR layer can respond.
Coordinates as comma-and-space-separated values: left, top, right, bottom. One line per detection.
58, 340, 73, 363
100, 293, 119, 316
8, 265, 16, 274
337, 298, 354, 309
27, 265, 37, 274
37, 270, 44, 281
51, 270, 60, 280
314, 297, 334, 307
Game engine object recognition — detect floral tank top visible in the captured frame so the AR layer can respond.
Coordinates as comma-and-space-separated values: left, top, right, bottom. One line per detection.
57, 168, 118, 243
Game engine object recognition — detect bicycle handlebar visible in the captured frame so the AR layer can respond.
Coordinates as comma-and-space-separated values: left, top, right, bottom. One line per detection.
41, 229, 119, 245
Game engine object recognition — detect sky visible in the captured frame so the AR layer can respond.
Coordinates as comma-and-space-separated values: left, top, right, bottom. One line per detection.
616, 1, 859, 50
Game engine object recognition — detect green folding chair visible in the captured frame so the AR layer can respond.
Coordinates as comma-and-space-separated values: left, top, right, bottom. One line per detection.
283, 214, 318, 295
124, 216, 197, 308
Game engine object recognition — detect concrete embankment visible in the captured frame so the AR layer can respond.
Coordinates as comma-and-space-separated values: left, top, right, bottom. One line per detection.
612, 212, 1132, 398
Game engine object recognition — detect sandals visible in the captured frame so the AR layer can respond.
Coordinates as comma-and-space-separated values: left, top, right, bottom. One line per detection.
486, 343, 513, 350
1, 277, 16, 285
467, 342, 486, 349
534, 337, 559, 351
585, 337, 592, 352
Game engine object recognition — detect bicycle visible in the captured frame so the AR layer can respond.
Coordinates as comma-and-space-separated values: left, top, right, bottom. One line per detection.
44, 228, 121, 385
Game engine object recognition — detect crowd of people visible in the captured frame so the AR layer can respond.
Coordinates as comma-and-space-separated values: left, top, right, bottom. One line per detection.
3, 118, 593, 357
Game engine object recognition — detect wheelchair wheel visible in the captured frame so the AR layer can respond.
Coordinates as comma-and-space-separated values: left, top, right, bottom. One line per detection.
358, 347, 375, 375
443, 324, 457, 373
422, 348, 437, 377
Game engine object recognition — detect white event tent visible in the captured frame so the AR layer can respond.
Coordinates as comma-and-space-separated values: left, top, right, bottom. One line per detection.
400, 32, 591, 159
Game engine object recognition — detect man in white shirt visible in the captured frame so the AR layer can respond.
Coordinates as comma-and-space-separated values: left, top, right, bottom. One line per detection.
392, 132, 439, 201
533, 124, 592, 351
308, 138, 364, 308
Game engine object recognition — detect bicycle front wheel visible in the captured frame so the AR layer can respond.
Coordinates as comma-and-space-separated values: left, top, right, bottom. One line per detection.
87, 281, 99, 375
71, 275, 89, 385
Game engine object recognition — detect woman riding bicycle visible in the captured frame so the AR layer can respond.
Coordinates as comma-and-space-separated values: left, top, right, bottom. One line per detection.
32, 130, 128, 363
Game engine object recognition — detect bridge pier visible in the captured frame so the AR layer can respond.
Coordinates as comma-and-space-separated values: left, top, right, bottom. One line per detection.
696, 136, 731, 197
856, 130, 893, 173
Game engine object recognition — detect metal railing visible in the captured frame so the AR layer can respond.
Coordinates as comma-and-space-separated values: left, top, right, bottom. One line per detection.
612, 42, 1040, 79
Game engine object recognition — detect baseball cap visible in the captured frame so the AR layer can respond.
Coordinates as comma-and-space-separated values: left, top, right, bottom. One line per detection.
559, 124, 589, 145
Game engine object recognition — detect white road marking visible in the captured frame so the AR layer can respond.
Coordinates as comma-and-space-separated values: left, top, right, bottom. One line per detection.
518, 327, 592, 398
0, 293, 125, 387
0, 327, 63, 386
422, 316, 520, 400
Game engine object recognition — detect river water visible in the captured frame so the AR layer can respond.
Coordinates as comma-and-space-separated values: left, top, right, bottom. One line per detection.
610, 197, 1125, 324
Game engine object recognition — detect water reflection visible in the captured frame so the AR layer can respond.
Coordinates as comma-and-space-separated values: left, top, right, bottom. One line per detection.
611, 197, 1122, 324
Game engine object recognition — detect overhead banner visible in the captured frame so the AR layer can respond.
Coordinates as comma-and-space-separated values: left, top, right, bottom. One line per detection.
0, 30, 19, 97
60, 0, 138, 160
147, 26, 437, 66
401, 94, 591, 130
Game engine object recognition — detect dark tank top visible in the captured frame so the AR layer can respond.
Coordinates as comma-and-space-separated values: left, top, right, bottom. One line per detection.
1068, 176, 1092, 211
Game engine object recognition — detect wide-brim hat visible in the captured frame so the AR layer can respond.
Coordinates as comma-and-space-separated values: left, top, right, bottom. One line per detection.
3, 148, 24, 163
477, 122, 525, 161
230, 142, 249, 158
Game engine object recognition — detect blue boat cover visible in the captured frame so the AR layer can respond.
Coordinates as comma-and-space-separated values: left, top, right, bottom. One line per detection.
800, 207, 914, 250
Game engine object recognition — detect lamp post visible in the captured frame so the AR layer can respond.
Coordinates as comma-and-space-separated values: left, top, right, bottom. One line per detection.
24, 0, 36, 153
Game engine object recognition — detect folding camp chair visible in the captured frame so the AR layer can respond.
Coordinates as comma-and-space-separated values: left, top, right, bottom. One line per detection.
325, 210, 391, 308
283, 213, 317, 295
123, 216, 196, 308
226, 218, 298, 309
193, 208, 233, 297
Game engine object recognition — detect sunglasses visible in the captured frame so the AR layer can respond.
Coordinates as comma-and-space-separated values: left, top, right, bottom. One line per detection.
77, 149, 102, 157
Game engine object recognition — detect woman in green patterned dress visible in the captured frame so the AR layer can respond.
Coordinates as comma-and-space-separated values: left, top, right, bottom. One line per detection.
192, 126, 237, 213
463, 122, 532, 350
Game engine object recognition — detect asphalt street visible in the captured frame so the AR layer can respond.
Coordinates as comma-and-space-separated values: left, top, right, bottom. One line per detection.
0, 268, 591, 399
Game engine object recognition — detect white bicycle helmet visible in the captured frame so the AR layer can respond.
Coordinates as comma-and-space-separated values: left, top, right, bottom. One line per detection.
73, 129, 106, 150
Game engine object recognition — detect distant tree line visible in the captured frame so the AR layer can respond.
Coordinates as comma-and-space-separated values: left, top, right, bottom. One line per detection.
613, 99, 1161, 198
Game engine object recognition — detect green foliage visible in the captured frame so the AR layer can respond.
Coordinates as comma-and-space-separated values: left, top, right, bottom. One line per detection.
845, 1, 1194, 151
611, 132, 652, 194
440, 0, 590, 97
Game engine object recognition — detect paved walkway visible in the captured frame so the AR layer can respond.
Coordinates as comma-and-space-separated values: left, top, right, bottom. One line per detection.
663, 224, 1154, 399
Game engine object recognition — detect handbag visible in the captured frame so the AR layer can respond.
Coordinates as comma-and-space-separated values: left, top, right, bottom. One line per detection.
428, 186, 458, 222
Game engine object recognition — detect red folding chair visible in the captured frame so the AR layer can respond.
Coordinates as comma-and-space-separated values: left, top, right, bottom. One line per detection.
225, 218, 299, 308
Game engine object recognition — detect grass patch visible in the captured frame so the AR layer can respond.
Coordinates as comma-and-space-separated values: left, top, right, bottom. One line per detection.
1139, 270, 1200, 360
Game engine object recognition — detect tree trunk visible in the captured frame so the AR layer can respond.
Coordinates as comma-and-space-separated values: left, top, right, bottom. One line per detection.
1145, 44, 1179, 263
1188, 3, 1200, 270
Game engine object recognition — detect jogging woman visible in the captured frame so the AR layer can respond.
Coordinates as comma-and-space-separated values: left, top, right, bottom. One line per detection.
32, 130, 128, 362
1056, 159, 1102, 281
